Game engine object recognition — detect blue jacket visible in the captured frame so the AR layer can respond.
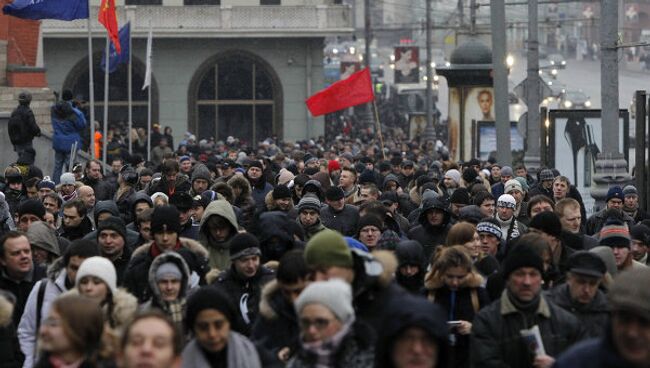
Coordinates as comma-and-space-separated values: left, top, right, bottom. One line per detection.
51, 102, 86, 153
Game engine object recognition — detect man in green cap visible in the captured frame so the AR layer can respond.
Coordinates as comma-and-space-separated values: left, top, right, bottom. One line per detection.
303, 229, 404, 333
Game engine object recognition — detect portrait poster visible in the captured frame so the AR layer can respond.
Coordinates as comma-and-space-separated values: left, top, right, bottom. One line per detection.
394, 46, 420, 84
462, 87, 494, 160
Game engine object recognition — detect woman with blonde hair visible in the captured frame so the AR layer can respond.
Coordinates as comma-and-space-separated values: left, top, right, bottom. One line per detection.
446, 222, 499, 276
424, 245, 490, 368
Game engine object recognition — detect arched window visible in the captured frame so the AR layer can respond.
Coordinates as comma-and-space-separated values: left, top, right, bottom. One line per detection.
189, 51, 282, 144
62, 52, 159, 129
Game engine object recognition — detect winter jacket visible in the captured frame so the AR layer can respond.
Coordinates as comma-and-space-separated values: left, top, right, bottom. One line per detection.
0, 294, 23, 368
150, 146, 172, 168
495, 214, 527, 245
407, 197, 452, 262
213, 265, 275, 336
560, 231, 599, 250
8, 104, 40, 146
394, 240, 426, 293
4, 188, 25, 218
585, 208, 635, 236
553, 335, 631, 368
123, 238, 209, 303
228, 175, 256, 231
18, 258, 70, 368
198, 200, 239, 271
63, 287, 137, 330
297, 218, 327, 241
255, 211, 303, 262
189, 164, 212, 196
248, 177, 273, 211
250, 280, 300, 365
545, 283, 609, 339
181, 332, 262, 368
470, 291, 585, 368
58, 215, 94, 241
0, 196, 15, 237
424, 268, 490, 368
146, 174, 191, 198
50, 101, 86, 153
114, 186, 137, 224
528, 182, 553, 200
0, 264, 47, 327
287, 320, 375, 368
320, 204, 360, 237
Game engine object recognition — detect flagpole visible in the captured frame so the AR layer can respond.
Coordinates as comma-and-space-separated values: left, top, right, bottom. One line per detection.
87, 4, 96, 159
127, 22, 132, 155
146, 22, 152, 162
372, 100, 386, 160
102, 34, 110, 165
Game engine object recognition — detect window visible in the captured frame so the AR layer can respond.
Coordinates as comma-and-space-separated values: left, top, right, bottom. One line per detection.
125, 0, 162, 4
260, 0, 281, 5
184, 0, 220, 4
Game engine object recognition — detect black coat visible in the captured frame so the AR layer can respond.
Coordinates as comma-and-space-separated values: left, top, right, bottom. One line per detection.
545, 283, 609, 339
8, 104, 40, 146
320, 204, 360, 237
0, 265, 46, 327
81, 176, 114, 202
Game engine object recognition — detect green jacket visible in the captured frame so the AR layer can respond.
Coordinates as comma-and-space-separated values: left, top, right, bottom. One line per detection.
199, 199, 239, 271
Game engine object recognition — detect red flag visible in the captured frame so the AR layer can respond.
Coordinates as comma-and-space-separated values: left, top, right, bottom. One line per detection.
98, 0, 120, 54
306, 68, 374, 116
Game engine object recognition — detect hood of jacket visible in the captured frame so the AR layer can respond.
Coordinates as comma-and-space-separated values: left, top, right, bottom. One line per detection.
132, 237, 210, 260
27, 221, 61, 257
94, 200, 120, 224
423, 265, 484, 290
191, 163, 212, 184
257, 211, 294, 245
130, 192, 153, 214
418, 197, 450, 227
227, 175, 252, 199
148, 251, 191, 303
394, 240, 425, 268
383, 174, 400, 190
199, 199, 239, 236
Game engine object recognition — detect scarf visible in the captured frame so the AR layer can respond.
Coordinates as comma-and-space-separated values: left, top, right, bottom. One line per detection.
150, 241, 182, 258
164, 299, 186, 327
62, 190, 78, 203
301, 317, 355, 368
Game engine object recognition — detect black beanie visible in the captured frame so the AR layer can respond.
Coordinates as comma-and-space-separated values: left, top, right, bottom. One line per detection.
247, 160, 263, 171
17, 199, 46, 220
272, 185, 292, 200
449, 188, 470, 205
325, 186, 345, 201
96, 216, 127, 241
358, 169, 377, 186
151, 206, 181, 235
186, 286, 237, 333
229, 232, 261, 261
169, 192, 193, 211
357, 215, 384, 236
502, 244, 544, 280
529, 211, 563, 239
462, 167, 479, 184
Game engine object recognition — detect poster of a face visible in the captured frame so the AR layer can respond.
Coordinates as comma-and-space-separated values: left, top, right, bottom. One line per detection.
394, 47, 420, 84
463, 87, 494, 159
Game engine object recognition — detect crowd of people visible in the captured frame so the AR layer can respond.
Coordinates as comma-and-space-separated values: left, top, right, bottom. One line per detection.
0, 91, 650, 367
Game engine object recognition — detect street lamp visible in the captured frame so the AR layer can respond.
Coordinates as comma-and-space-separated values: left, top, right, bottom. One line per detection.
506, 54, 515, 68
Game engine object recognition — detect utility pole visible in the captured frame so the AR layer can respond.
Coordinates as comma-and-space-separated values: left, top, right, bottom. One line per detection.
490, 0, 512, 164
524, 0, 541, 171
364, 0, 371, 70
469, 0, 476, 34
458, 0, 465, 28
423, 0, 436, 147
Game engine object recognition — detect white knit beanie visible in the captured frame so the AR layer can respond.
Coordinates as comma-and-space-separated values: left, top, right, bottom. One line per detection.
75, 256, 117, 294
295, 279, 354, 323
444, 169, 461, 185
497, 194, 517, 209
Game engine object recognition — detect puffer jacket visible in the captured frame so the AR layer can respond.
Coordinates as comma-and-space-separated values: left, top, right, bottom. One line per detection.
50, 101, 86, 153
470, 291, 586, 368
407, 197, 452, 262
17, 258, 69, 368
198, 200, 239, 271
545, 283, 609, 339
123, 238, 209, 303
287, 320, 375, 368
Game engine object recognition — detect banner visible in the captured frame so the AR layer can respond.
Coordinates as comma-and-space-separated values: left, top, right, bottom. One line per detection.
101, 22, 130, 73
306, 68, 374, 116
3, 0, 89, 20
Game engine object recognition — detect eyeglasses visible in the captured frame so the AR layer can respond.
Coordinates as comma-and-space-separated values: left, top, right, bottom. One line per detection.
360, 227, 381, 234
299, 317, 333, 331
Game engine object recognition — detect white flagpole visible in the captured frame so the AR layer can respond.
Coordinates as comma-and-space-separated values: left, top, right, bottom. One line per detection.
143, 22, 152, 162
128, 22, 133, 154
102, 34, 110, 165
87, 1, 96, 159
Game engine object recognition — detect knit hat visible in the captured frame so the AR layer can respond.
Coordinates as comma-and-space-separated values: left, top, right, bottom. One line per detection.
229, 233, 262, 261
151, 206, 181, 235
325, 186, 345, 201
630, 224, 650, 244
304, 229, 354, 269
477, 218, 502, 240
458, 205, 483, 224
75, 256, 117, 294
297, 194, 321, 213
606, 186, 625, 203
304, 157, 319, 166
496, 194, 516, 209
529, 211, 563, 239
155, 262, 183, 282
247, 160, 263, 171
358, 169, 377, 186
599, 220, 631, 248
609, 267, 650, 321
449, 187, 470, 205
179, 156, 191, 164
272, 185, 292, 200
96, 216, 127, 241
514, 176, 529, 192
277, 168, 295, 186
186, 287, 237, 332
504, 179, 523, 194
567, 251, 606, 278
444, 169, 461, 185
17, 199, 46, 220
295, 279, 354, 323
623, 185, 638, 197
60, 172, 76, 186
502, 244, 544, 280
539, 169, 555, 182
169, 192, 194, 212
327, 160, 341, 173
500, 166, 514, 177
357, 215, 384, 236
340, 153, 354, 163
38, 177, 56, 190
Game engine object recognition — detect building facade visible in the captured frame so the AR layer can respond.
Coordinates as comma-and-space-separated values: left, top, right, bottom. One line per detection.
41, 0, 352, 144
